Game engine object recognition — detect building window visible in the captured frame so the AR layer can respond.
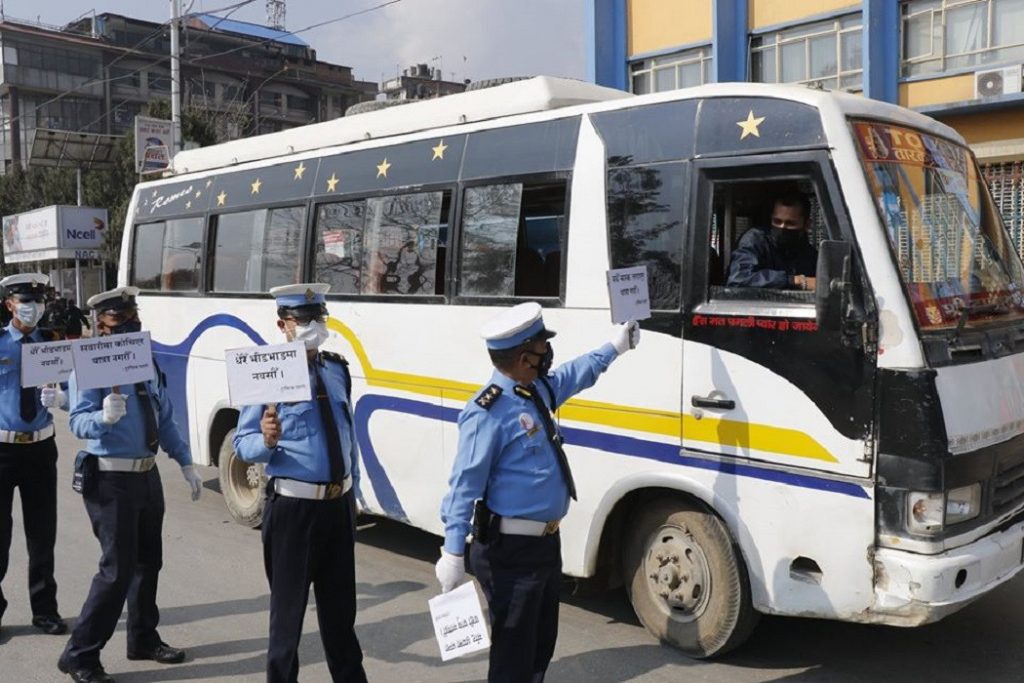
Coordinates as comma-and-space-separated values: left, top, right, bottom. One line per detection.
750, 14, 863, 90
902, 0, 1024, 77
630, 46, 712, 94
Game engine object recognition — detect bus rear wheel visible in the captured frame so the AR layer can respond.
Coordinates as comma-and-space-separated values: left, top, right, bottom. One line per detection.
623, 498, 758, 658
218, 428, 266, 528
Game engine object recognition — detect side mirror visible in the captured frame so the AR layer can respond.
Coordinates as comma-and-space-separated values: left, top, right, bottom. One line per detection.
815, 240, 853, 330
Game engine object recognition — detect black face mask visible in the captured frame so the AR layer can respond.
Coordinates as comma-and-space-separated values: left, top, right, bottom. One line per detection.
770, 227, 806, 252
109, 319, 142, 335
523, 343, 554, 377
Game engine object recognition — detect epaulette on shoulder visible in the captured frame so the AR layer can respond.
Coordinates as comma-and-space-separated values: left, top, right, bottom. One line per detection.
321, 351, 347, 366
474, 384, 502, 410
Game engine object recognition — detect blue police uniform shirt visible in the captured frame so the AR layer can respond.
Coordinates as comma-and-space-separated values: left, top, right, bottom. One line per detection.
0, 323, 62, 432
233, 354, 360, 489
440, 342, 619, 555
69, 369, 193, 467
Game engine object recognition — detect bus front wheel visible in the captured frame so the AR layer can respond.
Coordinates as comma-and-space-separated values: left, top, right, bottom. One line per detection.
623, 498, 758, 658
217, 428, 266, 528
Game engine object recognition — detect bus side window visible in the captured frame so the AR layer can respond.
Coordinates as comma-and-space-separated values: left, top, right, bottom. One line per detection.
130, 217, 204, 292
361, 190, 449, 296
708, 177, 829, 303
210, 206, 305, 293
314, 200, 366, 294
459, 181, 566, 299
606, 163, 685, 310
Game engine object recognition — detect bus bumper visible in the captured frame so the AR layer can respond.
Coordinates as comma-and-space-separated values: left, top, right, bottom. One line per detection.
871, 520, 1024, 626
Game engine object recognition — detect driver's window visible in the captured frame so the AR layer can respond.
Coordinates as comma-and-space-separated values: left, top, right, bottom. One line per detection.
707, 177, 831, 307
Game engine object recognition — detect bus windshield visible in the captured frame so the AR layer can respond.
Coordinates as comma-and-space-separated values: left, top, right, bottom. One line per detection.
853, 119, 1024, 331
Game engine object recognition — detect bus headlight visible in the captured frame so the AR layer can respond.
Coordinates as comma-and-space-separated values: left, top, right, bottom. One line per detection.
907, 484, 982, 534
945, 483, 982, 525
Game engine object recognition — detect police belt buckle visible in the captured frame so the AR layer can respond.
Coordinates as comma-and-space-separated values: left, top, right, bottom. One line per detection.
13, 431, 33, 444
543, 520, 561, 535
325, 482, 344, 499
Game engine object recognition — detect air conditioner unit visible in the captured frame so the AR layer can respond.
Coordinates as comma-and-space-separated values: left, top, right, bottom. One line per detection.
974, 65, 1023, 99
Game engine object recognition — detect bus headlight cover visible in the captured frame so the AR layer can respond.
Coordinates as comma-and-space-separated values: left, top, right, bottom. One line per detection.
907, 484, 982, 533
945, 483, 981, 525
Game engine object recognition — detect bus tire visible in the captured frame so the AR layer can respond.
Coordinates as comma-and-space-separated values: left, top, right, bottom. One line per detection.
623, 498, 758, 658
217, 428, 266, 528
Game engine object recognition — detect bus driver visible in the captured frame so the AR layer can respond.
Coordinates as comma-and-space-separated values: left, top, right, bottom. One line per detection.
726, 191, 819, 291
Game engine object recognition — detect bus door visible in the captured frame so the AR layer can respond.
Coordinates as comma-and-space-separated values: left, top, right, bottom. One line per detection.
682, 151, 877, 480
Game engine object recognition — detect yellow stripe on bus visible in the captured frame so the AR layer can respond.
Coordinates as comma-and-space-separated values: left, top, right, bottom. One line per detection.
328, 318, 838, 464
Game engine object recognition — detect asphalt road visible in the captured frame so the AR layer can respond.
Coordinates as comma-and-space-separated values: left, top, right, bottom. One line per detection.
2, 415, 1023, 682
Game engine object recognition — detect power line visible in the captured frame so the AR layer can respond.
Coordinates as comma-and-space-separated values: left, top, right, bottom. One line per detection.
191, 0, 405, 64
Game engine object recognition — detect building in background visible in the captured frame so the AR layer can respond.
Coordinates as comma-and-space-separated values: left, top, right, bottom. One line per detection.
587, 0, 1024, 252
380, 63, 468, 101
0, 11, 377, 172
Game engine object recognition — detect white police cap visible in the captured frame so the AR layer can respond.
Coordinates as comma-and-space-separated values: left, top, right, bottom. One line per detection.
480, 302, 556, 350
269, 283, 330, 308
0, 272, 48, 296
87, 286, 140, 312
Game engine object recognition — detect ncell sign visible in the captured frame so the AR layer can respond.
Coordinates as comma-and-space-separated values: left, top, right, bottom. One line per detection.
2, 205, 107, 264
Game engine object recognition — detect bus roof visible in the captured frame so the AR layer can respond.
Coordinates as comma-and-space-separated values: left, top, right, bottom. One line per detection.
167, 77, 963, 178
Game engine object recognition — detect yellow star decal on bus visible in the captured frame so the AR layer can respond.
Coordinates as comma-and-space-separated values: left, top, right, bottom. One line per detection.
251, 178, 262, 194
205, 179, 213, 187
376, 158, 391, 178
217, 191, 227, 206
737, 110, 766, 140
195, 190, 202, 199
432, 139, 448, 160
185, 200, 192, 209
326, 173, 339, 192
294, 162, 306, 180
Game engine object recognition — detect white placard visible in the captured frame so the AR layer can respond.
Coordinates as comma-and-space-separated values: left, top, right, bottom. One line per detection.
606, 266, 652, 324
71, 332, 154, 391
225, 341, 311, 407
20, 340, 75, 387
429, 581, 490, 662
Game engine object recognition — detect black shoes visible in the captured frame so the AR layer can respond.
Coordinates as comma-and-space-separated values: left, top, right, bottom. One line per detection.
32, 613, 67, 635
126, 641, 186, 664
58, 654, 115, 682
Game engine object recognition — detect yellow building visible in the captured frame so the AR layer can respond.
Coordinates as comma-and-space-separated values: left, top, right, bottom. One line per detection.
587, 0, 1024, 249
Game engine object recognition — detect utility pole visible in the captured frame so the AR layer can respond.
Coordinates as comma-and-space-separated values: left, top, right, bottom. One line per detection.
170, 0, 182, 153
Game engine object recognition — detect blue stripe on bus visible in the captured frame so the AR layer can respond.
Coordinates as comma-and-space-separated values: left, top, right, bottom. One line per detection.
152, 314, 412, 519
353, 394, 870, 501
151, 313, 267, 439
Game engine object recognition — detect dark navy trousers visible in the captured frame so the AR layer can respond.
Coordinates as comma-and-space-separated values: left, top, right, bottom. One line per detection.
262, 488, 366, 683
0, 437, 59, 622
471, 531, 562, 683
63, 467, 165, 669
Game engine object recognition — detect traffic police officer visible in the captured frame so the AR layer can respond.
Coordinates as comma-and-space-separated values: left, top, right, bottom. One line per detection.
59, 286, 202, 683
0, 273, 68, 638
436, 302, 639, 682
233, 283, 366, 683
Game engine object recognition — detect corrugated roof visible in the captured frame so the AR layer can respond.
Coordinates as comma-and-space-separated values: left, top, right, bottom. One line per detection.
193, 13, 308, 48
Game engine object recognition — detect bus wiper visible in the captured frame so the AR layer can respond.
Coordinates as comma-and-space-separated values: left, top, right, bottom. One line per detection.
951, 300, 1010, 344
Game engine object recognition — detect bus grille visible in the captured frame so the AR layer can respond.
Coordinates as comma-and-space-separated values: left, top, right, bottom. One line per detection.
993, 456, 1024, 515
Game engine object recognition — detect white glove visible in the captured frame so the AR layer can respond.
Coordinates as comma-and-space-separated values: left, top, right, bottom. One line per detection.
435, 549, 465, 594
181, 465, 203, 502
611, 321, 641, 355
101, 393, 127, 424
40, 386, 67, 409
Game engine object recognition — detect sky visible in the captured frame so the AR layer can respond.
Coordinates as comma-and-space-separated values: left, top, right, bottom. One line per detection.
3, 0, 588, 85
